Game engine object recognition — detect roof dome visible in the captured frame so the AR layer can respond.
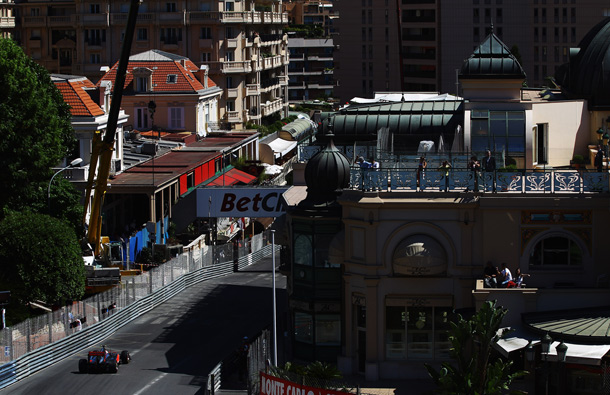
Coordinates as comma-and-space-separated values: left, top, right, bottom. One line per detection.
304, 137, 350, 196
556, 17, 610, 109
460, 33, 526, 80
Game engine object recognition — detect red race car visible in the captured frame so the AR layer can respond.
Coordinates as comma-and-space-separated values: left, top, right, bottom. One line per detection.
78, 345, 131, 373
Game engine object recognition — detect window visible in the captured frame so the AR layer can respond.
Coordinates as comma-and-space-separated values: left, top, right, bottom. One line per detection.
226, 27, 235, 39
534, 123, 548, 164
226, 100, 235, 112
294, 234, 312, 266
226, 76, 234, 89
385, 306, 451, 360
30, 8, 40, 16
166, 2, 177, 12
168, 107, 184, 129
90, 53, 101, 64
226, 50, 235, 62
294, 312, 313, 344
470, 111, 525, 158
137, 28, 147, 41
530, 236, 583, 267
161, 28, 181, 44
201, 52, 211, 62
135, 107, 149, 130
90, 4, 100, 13
167, 74, 177, 84
225, 0, 234, 11
135, 77, 148, 92
86, 29, 105, 45
201, 27, 211, 39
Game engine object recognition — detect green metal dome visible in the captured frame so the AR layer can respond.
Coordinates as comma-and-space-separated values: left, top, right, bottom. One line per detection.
460, 33, 526, 80
556, 17, 610, 110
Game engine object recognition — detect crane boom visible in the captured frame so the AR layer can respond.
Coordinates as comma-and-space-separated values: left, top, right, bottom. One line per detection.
85, 0, 141, 256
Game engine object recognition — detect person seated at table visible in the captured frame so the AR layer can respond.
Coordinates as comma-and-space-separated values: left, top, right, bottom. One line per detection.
483, 261, 498, 288
514, 268, 530, 288
499, 262, 513, 287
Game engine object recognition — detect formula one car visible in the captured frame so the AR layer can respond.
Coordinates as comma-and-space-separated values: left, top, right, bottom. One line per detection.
78, 345, 131, 373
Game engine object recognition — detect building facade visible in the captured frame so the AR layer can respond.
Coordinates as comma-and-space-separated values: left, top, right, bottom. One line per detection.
287, 37, 334, 102
13, 0, 289, 128
334, 0, 610, 102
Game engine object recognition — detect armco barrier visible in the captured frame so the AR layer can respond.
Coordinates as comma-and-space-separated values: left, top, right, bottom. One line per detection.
0, 243, 278, 390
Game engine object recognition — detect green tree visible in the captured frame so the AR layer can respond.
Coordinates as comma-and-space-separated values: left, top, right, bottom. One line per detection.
0, 211, 85, 310
425, 300, 526, 395
0, 38, 76, 216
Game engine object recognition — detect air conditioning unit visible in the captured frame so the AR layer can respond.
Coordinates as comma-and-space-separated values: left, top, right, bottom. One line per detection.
109, 158, 121, 176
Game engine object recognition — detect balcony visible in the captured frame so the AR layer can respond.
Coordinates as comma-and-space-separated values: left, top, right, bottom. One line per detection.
189, 11, 220, 23
110, 12, 155, 25
159, 12, 184, 23
48, 15, 74, 27
22, 16, 45, 27
347, 168, 610, 194
227, 87, 240, 99
0, 16, 15, 29
246, 84, 260, 96
245, 108, 260, 122
261, 98, 283, 117
226, 110, 242, 123
226, 37, 239, 49
262, 55, 282, 70
221, 61, 252, 74
80, 13, 108, 26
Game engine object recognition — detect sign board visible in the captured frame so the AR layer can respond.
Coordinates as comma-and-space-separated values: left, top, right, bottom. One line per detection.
197, 188, 288, 218
260, 372, 348, 395
4, 346, 9, 357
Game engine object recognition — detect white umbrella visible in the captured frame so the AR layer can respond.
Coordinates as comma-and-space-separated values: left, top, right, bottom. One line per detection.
438, 133, 446, 153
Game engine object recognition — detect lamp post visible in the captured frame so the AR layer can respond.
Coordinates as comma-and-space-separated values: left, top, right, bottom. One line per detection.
541, 332, 552, 395
597, 127, 604, 147
48, 157, 83, 213
556, 342, 568, 395
603, 132, 609, 170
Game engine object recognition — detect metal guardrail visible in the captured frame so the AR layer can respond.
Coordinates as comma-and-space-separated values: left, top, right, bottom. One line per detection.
0, 243, 277, 390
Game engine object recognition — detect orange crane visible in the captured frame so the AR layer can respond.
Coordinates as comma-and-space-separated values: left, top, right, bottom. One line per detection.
83, 0, 141, 258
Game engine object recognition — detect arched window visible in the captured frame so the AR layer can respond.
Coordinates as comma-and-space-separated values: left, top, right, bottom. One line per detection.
529, 236, 583, 267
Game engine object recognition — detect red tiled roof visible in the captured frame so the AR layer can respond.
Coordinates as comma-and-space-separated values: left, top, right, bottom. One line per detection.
54, 77, 104, 117
97, 50, 217, 93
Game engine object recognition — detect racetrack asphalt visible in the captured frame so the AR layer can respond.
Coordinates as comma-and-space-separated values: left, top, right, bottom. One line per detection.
3, 254, 287, 395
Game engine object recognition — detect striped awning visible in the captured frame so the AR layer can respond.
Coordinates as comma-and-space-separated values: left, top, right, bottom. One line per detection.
206, 168, 257, 186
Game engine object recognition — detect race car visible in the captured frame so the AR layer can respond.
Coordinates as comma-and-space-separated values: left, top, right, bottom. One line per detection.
78, 345, 131, 373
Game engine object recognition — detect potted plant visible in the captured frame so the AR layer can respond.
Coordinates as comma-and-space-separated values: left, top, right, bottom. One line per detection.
570, 154, 586, 169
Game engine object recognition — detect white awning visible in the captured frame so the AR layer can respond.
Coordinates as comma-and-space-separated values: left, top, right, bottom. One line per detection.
494, 327, 610, 366
266, 138, 297, 158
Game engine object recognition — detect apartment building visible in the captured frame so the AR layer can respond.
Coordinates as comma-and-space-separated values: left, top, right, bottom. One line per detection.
287, 37, 334, 102
335, 0, 610, 102
0, 0, 15, 38
283, 0, 337, 37
13, 0, 289, 129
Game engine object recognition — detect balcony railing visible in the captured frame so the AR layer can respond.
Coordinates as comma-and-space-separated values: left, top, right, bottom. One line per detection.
226, 110, 242, 123
0, 16, 15, 28
261, 98, 283, 117
246, 84, 260, 96
347, 168, 609, 194
48, 15, 74, 27
221, 61, 252, 73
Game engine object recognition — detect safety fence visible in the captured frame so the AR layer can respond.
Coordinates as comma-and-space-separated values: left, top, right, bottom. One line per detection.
0, 231, 277, 390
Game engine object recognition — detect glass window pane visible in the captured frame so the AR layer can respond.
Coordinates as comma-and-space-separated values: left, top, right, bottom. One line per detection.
407, 307, 433, 359
294, 234, 312, 266
471, 119, 488, 136
386, 306, 405, 359
490, 118, 506, 136
315, 314, 341, 345
434, 307, 452, 359
472, 136, 490, 152
507, 136, 525, 153
294, 312, 313, 344
507, 119, 525, 136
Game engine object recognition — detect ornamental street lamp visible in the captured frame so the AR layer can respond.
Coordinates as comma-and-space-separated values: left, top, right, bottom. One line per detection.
556, 342, 569, 395
48, 157, 83, 213
541, 332, 552, 395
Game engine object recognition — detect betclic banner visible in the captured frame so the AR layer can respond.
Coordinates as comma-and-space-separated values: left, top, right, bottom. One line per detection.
260, 372, 349, 395
196, 188, 288, 218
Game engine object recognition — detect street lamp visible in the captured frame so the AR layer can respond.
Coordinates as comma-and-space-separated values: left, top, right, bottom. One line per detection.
597, 127, 605, 146
556, 342, 569, 395
48, 157, 82, 213
541, 332, 552, 395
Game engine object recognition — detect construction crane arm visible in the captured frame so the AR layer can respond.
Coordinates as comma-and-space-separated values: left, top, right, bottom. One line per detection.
85, 0, 141, 256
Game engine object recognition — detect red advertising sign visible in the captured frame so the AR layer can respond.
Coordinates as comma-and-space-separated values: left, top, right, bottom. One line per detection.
260, 372, 349, 395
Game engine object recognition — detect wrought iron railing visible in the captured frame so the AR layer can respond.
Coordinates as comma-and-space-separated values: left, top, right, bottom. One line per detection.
349, 168, 610, 194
